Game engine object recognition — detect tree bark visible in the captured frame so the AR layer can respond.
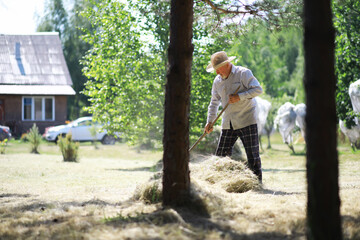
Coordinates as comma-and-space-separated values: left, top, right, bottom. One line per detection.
304, 0, 342, 239
162, 0, 193, 206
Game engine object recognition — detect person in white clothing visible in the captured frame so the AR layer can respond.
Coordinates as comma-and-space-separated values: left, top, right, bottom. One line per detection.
204, 51, 263, 182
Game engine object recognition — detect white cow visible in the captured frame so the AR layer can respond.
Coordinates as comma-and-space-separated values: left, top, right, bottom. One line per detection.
349, 79, 360, 112
294, 103, 306, 139
274, 102, 297, 153
254, 97, 272, 135
340, 119, 360, 149
339, 79, 360, 149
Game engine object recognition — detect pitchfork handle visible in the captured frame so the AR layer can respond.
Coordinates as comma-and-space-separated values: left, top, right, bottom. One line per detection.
189, 85, 242, 152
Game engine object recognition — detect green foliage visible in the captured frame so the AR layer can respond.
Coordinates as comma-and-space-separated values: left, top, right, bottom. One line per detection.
228, 21, 305, 101
130, 0, 222, 144
192, 0, 302, 34
81, 0, 164, 146
0, 139, 8, 154
58, 133, 79, 162
334, 0, 360, 127
129, 0, 170, 65
26, 124, 42, 154
79, 0, 306, 147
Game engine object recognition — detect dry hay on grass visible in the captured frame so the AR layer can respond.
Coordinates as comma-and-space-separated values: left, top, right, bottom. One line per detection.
133, 155, 260, 206
192, 155, 261, 193
132, 178, 162, 204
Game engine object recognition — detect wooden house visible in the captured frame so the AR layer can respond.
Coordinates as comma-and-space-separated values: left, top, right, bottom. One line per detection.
0, 33, 75, 137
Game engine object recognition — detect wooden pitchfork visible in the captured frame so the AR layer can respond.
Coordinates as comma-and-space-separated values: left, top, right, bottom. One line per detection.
189, 85, 242, 152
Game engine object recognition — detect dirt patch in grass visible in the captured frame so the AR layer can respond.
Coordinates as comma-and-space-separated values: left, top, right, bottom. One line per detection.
0, 138, 359, 239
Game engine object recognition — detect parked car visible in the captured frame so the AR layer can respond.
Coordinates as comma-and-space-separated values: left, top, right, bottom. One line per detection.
0, 125, 11, 141
44, 116, 116, 144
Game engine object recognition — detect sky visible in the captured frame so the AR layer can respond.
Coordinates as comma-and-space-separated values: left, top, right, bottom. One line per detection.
0, 0, 46, 34
0, 0, 257, 35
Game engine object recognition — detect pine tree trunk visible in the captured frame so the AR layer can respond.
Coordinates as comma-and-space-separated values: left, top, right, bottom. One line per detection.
162, 0, 193, 206
304, 0, 342, 239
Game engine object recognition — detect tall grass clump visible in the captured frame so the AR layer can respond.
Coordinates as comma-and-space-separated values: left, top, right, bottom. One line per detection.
133, 179, 162, 204
89, 124, 99, 149
0, 138, 8, 154
26, 124, 42, 154
58, 133, 79, 162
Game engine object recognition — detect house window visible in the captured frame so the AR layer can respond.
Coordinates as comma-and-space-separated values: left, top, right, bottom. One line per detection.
22, 97, 55, 121
23, 98, 32, 120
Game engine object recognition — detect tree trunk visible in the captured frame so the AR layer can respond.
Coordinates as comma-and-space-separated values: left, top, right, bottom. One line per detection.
162, 0, 193, 206
304, 0, 342, 239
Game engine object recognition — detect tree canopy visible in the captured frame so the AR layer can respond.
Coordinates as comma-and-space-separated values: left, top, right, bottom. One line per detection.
35, 0, 360, 150
81, 0, 164, 146
334, 0, 360, 128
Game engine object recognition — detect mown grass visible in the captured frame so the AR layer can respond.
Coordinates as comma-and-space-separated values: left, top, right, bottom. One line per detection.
0, 133, 359, 239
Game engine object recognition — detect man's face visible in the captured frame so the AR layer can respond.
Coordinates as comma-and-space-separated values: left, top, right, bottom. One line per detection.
216, 63, 231, 79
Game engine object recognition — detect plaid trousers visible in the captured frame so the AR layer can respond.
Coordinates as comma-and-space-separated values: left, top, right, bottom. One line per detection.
216, 123, 262, 181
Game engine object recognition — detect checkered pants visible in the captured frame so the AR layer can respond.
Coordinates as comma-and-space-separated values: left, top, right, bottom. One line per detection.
216, 124, 262, 181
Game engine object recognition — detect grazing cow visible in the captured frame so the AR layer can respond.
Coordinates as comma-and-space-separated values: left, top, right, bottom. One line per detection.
339, 120, 360, 149
339, 79, 360, 149
255, 97, 272, 135
294, 103, 306, 140
349, 79, 360, 113
274, 102, 297, 153
254, 97, 272, 151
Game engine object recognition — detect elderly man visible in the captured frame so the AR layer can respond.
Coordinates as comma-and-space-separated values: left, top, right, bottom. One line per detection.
205, 51, 263, 182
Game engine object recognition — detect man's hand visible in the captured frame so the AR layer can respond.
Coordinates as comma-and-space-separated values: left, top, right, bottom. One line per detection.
229, 94, 240, 104
205, 122, 213, 134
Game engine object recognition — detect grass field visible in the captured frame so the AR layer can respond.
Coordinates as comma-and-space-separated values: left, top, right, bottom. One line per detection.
0, 134, 359, 239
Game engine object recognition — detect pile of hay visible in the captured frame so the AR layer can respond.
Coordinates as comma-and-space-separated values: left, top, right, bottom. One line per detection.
132, 176, 162, 204
191, 155, 261, 193
133, 155, 260, 206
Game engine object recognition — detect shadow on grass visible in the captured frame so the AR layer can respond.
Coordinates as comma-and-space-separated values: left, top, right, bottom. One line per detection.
6, 198, 119, 213
265, 147, 292, 153
107, 166, 154, 172
263, 168, 305, 173
107, 159, 163, 173
257, 188, 303, 196
103, 205, 304, 240
290, 151, 306, 156
0, 191, 307, 240
0, 193, 32, 198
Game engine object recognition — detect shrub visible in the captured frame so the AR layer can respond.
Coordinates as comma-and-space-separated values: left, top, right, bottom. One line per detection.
26, 124, 42, 154
0, 138, 8, 154
58, 133, 79, 162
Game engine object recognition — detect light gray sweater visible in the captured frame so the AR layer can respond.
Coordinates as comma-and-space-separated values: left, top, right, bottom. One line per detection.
207, 64, 263, 130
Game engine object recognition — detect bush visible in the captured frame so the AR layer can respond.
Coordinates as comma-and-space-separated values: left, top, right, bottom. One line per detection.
58, 133, 79, 162
26, 124, 42, 154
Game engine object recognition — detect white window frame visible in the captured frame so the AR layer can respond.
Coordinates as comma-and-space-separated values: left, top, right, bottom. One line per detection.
22, 96, 55, 121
